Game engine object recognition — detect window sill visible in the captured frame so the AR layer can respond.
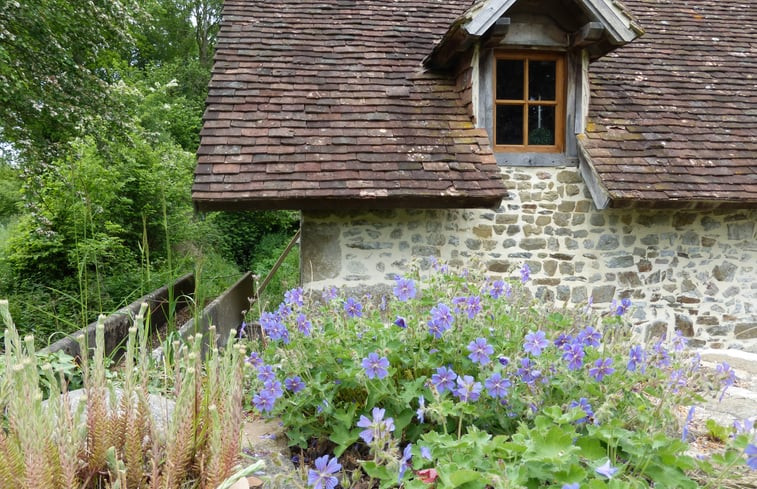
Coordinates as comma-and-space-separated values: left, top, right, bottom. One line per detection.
495, 152, 578, 167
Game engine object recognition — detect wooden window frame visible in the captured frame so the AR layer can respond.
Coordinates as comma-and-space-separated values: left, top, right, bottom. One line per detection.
493, 51, 566, 153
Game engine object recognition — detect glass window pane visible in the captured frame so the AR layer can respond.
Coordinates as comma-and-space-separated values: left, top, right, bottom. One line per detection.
496, 59, 524, 100
496, 104, 523, 145
528, 105, 555, 145
528, 60, 556, 101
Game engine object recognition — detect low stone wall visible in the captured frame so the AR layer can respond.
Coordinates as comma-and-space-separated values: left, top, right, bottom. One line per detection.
301, 166, 757, 351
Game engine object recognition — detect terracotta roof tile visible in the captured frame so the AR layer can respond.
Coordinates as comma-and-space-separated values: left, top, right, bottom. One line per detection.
582, 0, 757, 205
193, 0, 506, 211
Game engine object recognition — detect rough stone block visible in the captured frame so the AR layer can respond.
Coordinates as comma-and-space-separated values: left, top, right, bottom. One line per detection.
713, 262, 737, 281
734, 323, 757, 339
646, 320, 668, 341
597, 234, 619, 250
607, 256, 634, 268
591, 285, 616, 303
675, 314, 694, 338
727, 221, 755, 241
520, 238, 547, 250
556, 170, 582, 183
571, 286, 587, 303
696, 315, 719, 326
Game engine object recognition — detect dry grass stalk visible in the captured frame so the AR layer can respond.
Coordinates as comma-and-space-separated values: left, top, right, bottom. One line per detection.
0, 300, 249, 489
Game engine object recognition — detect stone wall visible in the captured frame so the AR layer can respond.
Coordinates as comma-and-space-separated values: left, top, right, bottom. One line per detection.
300, 166, 757, 351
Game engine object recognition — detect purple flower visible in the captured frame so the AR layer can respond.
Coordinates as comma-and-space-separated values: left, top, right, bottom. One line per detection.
627, 345, 645, 372
420, 445, 432, 460
393, 276, 417, 301
672, 329, 688, 351
398, 443, 412, 482
682, 406, 695, 441
498, 356, 510, 367
246, 351, 264, 368
746, 444, 757, 470
734, 418, 754, 435
416, 395, 426, 423
523, 330, 549, 356
322, 287, 338, 303
357, 407, 395, 445
285, 376, 306, 393
485, 372, 511, 399
577, 326, 601, 348
589, 358, 615, 382
307, 455, 341, 489
467, 337, 494, 365
490, 280, 506, 299
553, 333, 573, 349
569, 397, 593, 424
520, 263, 531, 284
462, 295, 482, 319
361, 352, 390, 380
595, 460, 618, 478
517, 357, 542, 385
284, 287, 304, 308
394, 316, 407, 328
431, 366, 457, 394
562, 342, 585, 371
427, 303, 454, 338
716, 361, 737, 401
262, 380, 283, 399
654, 340, 671, 367
260, 311, 290, 343
453, 375, 482, 402
252, 392, 276, 413
296, 313, 312, 336
562, 484, 580, 489
669, 369, 687, 393
613, 297, 631, 316
344, 297, 363, 318
257, 364, 276, 383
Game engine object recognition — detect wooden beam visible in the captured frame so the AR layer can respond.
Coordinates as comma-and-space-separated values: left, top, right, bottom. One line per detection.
481, 17, 511, 48
571, 22, 605, 47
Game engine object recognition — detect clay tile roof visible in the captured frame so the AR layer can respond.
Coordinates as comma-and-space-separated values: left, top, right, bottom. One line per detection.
192, 0, 506, 212
581, 0, 757, 206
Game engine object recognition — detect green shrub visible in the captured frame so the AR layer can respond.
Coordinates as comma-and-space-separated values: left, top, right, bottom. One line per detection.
245, 263, 757, 488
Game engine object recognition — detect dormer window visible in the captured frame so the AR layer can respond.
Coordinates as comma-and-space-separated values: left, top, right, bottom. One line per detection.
494, 52, 565, 153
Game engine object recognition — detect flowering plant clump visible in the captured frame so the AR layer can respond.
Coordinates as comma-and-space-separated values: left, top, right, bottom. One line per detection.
243, 262, 756, 488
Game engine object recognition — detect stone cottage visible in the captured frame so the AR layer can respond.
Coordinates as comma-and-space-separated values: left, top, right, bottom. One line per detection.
192, 0, 757, 350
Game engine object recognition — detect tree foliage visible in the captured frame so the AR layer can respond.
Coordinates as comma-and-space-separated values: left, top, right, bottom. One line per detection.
0, 0, 137, 157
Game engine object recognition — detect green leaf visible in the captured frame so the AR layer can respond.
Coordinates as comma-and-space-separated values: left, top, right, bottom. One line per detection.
328, 425, 359, 457
362, 461, 394, 481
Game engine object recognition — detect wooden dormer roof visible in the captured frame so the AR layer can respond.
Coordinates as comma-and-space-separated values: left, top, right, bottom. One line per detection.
192, 0, 506, 212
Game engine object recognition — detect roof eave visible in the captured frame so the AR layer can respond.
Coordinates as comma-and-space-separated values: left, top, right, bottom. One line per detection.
193, 193, 507, 213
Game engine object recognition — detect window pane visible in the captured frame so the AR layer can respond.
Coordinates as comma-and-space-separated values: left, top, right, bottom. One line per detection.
528, 105, 555, 145
528, 60, 556, 101
496, 59, 524, 100
496, 104, 523, 145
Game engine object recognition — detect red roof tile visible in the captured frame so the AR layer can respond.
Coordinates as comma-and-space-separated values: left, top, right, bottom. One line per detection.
192, 0, 506, 211
581, 0, 757, 205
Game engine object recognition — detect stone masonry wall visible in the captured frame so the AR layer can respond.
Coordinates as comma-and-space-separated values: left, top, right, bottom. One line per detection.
301, 166, 757, 351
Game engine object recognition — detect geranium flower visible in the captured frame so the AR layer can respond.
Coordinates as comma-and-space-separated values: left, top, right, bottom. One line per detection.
356, 407, 394, 444
296, 313, 312, 336
485, 372, 511, 399
343, 297, 363, 318
398, 443, 412, 482
307, 455, 341, 489
467, 337, 494, 365
361, 352, 390, 380
523, 330, 549, 356
431, 366, 457, 394
393, 276, 417, 301
427, 303, 454, 338
589, 358, 615, 381
257, 364, 276, 383
416, 395, 426, 423
394, 316, 407, 328
595, 460, 618, 478
284, 287, 304, 308
520, 263, 531, 283
627, 345, 645, 372
577, 326, 601, 348
453, 375, 482, 402
746, 444, 757, 470
569, 397, 593, 424
285, 376, 305, 393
